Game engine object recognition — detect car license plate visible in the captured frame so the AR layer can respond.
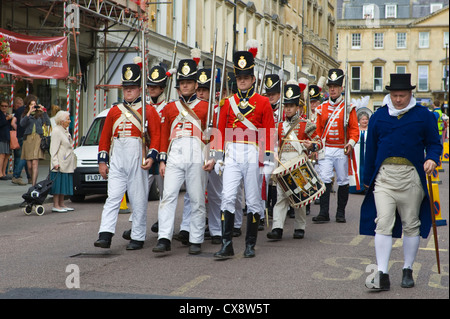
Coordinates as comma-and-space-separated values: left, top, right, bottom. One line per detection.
85, 174, 106, 182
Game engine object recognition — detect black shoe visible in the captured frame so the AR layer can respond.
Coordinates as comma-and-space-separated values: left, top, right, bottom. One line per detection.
174, 230, 190, 245
211, 236, 221, 245
126, 239, 144, 250
94, 232, 113, 248
258, 219, 264, 231
150, 221, 158, 233
232, 227, 242, 237
312, 215, 330, 223
336, 216, 346, 223
401, 268, 414, 288
188, 243, 201, 255
267, 228, 283, 240
366, 271, 390, 291
122, 229, 131, 240
152, 238, 171, 252
293, 229, 305, 239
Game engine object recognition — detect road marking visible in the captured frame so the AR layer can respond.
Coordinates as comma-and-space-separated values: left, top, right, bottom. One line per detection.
169, 275, 211, 296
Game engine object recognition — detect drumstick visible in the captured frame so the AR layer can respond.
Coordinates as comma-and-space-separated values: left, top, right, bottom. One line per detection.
282, 138, 320, 144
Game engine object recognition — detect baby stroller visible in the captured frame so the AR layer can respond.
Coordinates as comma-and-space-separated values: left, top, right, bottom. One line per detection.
22, 175, 53, 216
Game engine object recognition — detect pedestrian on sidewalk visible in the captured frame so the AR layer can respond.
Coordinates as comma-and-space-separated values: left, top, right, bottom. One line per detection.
0, 100, 13, 180
49, 110, 76, 212
20, 95, 51, 186
10, 97, 30, 185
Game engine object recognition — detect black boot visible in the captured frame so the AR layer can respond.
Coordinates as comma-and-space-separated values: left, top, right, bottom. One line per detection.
152, 238, 171, 252
267, 228, 283, 240
94, 232, 113, 248
312, 183, 332, 223
244, 213, 260, 258
214, 211, 235, 259
336, 184, 349, 223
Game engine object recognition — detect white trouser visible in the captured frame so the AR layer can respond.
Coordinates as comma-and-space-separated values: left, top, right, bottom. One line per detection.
221, 143, 263, 214
318, 146, 349, 185
157, 138, 207, 244
99, 138, 149, 241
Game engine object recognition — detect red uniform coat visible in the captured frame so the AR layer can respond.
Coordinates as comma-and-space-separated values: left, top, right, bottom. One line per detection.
98, 103, 161, 162
215, 93, 275, 159
315, 99, 359, 148
159, 99, 209, 155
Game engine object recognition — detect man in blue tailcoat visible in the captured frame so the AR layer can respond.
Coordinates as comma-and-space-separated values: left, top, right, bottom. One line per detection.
360, 73, 442, 291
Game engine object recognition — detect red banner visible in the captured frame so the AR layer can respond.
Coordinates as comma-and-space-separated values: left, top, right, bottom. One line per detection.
0, 28, 68, 79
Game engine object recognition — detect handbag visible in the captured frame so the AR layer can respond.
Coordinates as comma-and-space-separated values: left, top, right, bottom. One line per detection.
10, 130, 20, 150
40, 124, 51, 152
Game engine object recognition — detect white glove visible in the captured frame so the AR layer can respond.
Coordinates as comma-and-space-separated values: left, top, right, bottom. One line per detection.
263, 161, 275, 182
214, 160, 225, 175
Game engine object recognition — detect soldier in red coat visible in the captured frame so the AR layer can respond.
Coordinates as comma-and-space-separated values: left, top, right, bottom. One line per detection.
152, 59, 209, 255
94, 63, 161, 250
210, 47, 276, 259
313, 68, 359, 224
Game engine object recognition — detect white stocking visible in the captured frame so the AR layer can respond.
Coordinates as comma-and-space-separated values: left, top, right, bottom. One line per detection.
403, 236, 420, 269
375, 233, 392, 274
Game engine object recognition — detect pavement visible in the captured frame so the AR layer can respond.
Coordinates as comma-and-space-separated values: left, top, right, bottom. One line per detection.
0, 158, 53, 213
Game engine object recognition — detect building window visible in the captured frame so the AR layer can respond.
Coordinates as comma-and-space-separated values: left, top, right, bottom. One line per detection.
419, 32, 429, 48
418, 65, 429, 91
374, 33, 384, 48
396, 32, 407, 48
385, 4, 397, 18
336, 33, 339, 49
373, 66, 383, 91
352, 33, 361, 49
430, 3, 443, 13
443, 65, 449, 90
396, 65, 406, 73
373, 101, 383, 111
363, 4, 375, 19
444, 32, 449, 47
351, 66, 361, 91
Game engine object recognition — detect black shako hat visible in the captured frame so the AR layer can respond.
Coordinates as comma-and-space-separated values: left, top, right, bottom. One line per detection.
385, 73, 416, 91
177, 59, 198, 82
264, 74, 281, 93
197, 68, 211, 89
309, 85, 321, 101
283, 83, 301, 105
147, 66, 167, 87
327, 68, 344, 87
121, 63, 141, 87
233, 51, 255, 77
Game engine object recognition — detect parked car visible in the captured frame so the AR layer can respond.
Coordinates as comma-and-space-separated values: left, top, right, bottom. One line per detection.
71, 108, 159, 202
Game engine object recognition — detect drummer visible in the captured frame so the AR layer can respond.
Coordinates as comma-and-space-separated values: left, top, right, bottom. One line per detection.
267, 80, 323, 240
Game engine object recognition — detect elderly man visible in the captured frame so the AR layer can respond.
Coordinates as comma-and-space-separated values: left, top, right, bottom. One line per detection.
360, 73, 442, 291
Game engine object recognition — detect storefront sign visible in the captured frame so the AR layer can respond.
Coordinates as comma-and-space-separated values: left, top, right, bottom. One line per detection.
0, 28, 68, 79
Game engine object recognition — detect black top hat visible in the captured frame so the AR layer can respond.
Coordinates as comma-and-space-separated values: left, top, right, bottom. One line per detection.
147, 66, 167, 87
121, 63, 141, 87
309, 85, 321, 101
177, 59, 198, 82
283, 84, 301, 105
264, 74, 281, 93
197, 68, 211, 89
233, 51, 255, 77
385, 73, 416, 91
327, 68, 344, 87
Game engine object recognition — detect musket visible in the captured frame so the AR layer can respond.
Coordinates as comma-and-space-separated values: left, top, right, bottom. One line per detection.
206, 29, 218, 133
259, 57, 268, 95
277, 60, 285, 123
343, 36, 350, 149
166, 40, 178, 101
140, 24, 147, 165
216, 41, 229, 127
427, 175, 441, 274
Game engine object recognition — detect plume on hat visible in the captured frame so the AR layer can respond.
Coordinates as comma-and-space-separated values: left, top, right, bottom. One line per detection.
298, 77, 308, 92
317, 76, 326, 90
246, 39, 259, 58
133, 56, 143, 69
165, 68, 177, 77
190, 48, 201, 66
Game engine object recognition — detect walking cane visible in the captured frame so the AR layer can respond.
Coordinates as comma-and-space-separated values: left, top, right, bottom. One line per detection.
427, 174, 441, 274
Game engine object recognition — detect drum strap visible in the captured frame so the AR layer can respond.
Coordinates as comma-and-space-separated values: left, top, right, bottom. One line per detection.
279, 118, 302, 155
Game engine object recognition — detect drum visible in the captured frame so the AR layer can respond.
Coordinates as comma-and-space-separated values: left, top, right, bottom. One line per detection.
273, 154, 325, 208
